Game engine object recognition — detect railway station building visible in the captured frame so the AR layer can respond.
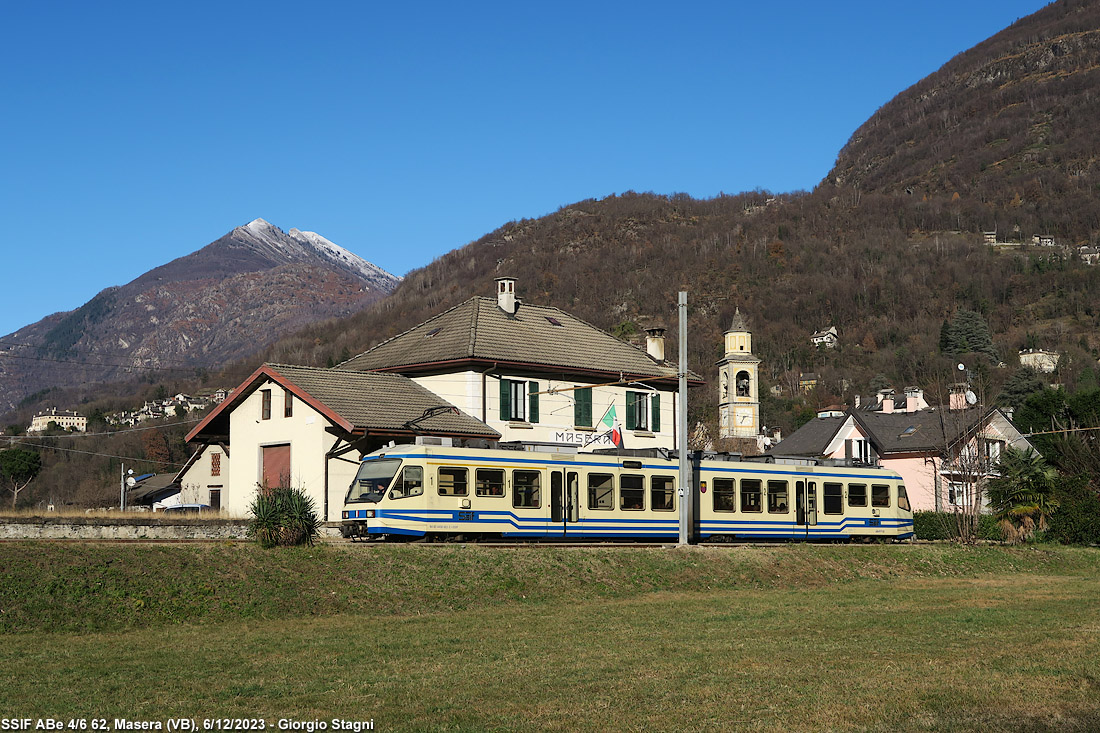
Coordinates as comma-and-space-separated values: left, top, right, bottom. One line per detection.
179, 278, 701, 519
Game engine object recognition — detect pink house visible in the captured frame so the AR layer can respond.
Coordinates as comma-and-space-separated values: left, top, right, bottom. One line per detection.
772, 398, 1035, 512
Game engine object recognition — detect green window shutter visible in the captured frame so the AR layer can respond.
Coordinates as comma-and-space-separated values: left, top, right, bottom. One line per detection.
575, 387, 592, 427
625, 392, 637, 430
528, 381, 539, 423
651, 393, 661, 432
500, 379, 511, 421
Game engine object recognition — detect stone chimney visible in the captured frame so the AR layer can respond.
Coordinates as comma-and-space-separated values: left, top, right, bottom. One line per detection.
495, 277, 518, 315
645, 326, 666, 361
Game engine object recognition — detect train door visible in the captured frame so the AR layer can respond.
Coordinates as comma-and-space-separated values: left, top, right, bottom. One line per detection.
549, 470, 580, 538
795, 480, 817, 538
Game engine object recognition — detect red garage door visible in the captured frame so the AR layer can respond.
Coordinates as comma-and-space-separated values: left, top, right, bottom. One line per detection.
262, 444, 291, 490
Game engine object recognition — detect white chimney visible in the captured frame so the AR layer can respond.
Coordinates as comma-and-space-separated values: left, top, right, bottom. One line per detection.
854, 395, 861, 409
904, 386, 925, 413
645, 327, 666, 361
495, 277, 518, 315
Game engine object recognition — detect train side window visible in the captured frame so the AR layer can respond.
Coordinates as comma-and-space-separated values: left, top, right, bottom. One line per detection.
823, 482, 843, 514
898, 485, 911, 512
848, 483, 867, 507
475, 468, 505, 497
391, 466, 423, 499
872, 484, 891, 508
651, 475, 675, 511
438, 467, 468, 496
588, 473, 614, 510
741, 479, 762, 513
620, 474, 644, 510
713, 478, 736, 512
767, 480, 789, 513
513, 470, 540, 508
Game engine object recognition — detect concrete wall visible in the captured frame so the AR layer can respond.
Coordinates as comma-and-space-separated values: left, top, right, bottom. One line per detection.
0, 517, 250, 540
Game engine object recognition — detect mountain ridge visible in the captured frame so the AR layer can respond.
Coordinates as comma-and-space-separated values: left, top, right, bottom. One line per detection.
0, 220, 400, 410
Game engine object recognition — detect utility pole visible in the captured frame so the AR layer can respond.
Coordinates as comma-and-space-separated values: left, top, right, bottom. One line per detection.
677, 291, 691, 546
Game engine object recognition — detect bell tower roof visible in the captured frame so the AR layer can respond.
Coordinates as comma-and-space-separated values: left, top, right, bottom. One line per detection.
726, 307, 750, 333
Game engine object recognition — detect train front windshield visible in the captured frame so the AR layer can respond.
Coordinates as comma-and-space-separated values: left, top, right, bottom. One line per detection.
346, 458, 401, 503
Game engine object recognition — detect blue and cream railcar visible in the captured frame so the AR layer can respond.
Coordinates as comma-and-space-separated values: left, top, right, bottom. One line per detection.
340, 444, 914, 542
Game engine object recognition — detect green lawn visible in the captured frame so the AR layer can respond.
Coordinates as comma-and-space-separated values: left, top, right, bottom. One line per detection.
1, 544, 1098, 731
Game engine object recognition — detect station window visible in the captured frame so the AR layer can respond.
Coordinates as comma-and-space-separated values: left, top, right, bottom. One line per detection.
588, 473, 614, 510
475, 468, 505, 497
513, 470, 540, 508
741, 479, 762, 513
848, 483, 867, 507
871, 484, 891, 508
767, 480, 789, 513
620, 474, 644, 510
391, 466, 423, 499
713, 477, 736, 512
438, 467, 468, 496
823, 482, 843, 514
261, 389, 272, 420
651, 475, 675, 512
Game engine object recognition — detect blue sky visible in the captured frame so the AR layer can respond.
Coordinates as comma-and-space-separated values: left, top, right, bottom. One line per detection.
1, 0, 1050, 338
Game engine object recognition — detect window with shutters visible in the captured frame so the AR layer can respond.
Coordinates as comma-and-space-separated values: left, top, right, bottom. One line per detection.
574, 387, 593, 427
210, 452, 221, 477
500, 379, 539, 422
626, 391, 660, 431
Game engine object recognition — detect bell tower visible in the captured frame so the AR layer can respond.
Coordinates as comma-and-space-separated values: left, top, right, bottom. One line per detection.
717, 307, 761, 438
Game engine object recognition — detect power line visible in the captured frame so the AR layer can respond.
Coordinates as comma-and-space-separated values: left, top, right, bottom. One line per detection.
6, 439, 186, 467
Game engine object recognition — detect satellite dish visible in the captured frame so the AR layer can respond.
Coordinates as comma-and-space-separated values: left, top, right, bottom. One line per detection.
126, 477, 137, 487
965, 390, 977, 405
957, 363, 966, 372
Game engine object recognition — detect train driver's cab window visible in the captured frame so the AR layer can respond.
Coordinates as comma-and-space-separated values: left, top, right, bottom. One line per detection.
620, 474, 644, 510
898, 485, 911, 512
871, 484, 891, 508
588, 473, 614, 510
390, 466, 423, 499
438, 467, 468, 496
651, 475, 675, 511
347, 458, 400, 503
513, 470, 540, 508
848, 483, 867, 508
713, 478, 736, 512
767, 480, 789, 513
741, 479, 762, 513
475, 468, 505, 497
823, 482, 843, 514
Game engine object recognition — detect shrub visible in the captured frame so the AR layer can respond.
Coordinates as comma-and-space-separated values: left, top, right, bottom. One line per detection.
247, 486, 321, 548
1047, 475, 1100, 546
913, 511, 1003, 541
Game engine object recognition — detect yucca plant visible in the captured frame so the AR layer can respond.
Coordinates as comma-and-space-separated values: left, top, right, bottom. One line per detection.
987, 447, 1059, 544
247, 485, 320, 548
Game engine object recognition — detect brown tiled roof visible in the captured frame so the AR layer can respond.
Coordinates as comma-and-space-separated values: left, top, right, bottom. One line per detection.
186, 363, 499, 442
339, 297, 698, 382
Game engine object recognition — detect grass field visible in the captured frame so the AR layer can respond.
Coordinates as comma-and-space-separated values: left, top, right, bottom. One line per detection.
1, 543, 1099, 731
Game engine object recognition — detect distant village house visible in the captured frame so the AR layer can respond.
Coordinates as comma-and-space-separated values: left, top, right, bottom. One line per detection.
28, 408, 86, 433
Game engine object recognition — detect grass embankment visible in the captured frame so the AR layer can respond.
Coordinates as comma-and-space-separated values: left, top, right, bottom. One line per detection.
2, 544, 1099, 731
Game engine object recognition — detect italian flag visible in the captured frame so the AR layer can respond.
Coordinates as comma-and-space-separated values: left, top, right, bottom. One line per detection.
600, 404, 622, 448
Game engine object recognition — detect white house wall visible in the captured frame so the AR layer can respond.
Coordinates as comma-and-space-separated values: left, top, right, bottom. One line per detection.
226, 379, 362, 520
177, 445, 229, 507
411, 372, 677, 450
